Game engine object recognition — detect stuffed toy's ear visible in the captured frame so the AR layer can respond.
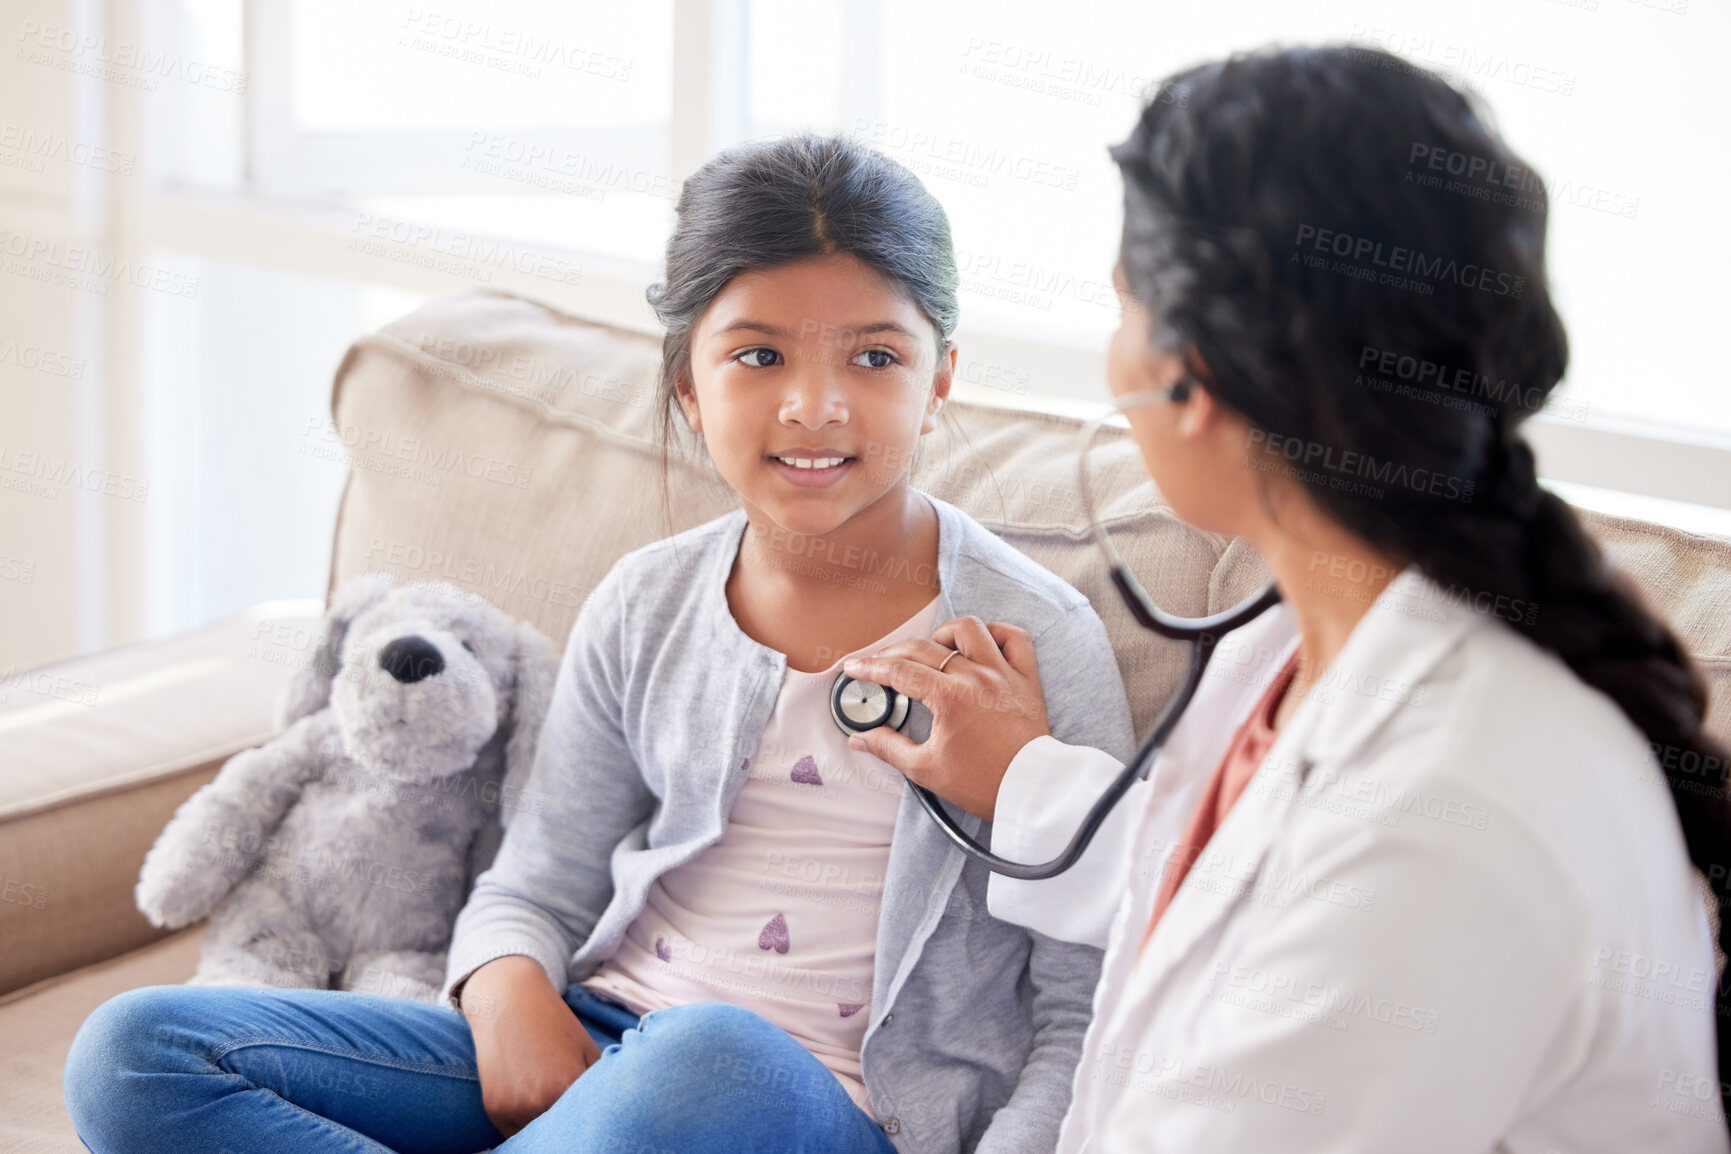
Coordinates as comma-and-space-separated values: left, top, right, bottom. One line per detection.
499, 619, 559, 830
276, 572, 396, 728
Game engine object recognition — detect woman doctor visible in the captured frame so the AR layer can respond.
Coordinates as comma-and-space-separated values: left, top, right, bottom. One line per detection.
844, 46, 1731, 1152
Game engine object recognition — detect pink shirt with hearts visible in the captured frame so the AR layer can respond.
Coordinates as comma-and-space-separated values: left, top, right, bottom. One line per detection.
582, 596, 940, 1111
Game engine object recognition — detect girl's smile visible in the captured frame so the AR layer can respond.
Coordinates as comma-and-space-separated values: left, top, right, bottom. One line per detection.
767, 450, 856, 488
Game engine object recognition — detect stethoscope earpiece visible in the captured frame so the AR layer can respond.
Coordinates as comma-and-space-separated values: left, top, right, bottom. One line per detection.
830, 674, 912, 735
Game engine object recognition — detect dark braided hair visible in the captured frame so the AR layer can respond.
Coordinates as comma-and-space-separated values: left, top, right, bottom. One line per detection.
1113, 45, 1731, 1123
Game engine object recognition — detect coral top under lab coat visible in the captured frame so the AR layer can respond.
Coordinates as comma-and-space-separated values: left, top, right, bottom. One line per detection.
988, 568, 1728, 1153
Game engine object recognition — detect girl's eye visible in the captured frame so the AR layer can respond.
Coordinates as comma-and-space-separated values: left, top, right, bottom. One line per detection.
852, 348, 897, 369
737, 347, 782, 368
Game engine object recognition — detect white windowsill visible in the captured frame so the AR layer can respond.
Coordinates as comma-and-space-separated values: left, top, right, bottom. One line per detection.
131, 186, 1731, 536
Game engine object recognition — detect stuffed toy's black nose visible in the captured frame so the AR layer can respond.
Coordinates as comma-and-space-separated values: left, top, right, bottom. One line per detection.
378, 636, 444, 683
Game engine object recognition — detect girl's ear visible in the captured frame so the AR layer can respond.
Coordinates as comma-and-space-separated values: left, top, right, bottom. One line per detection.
675, 372, 703, 433
921, 342, 956, 435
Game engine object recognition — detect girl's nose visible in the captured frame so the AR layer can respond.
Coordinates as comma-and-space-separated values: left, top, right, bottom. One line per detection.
778, 361, 848, 428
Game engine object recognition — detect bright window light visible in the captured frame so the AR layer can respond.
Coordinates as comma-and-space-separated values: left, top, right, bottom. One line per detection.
866, 0, 1729, 439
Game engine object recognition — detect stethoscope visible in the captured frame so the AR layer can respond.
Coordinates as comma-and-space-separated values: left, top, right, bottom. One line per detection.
829, 381, 1282, 880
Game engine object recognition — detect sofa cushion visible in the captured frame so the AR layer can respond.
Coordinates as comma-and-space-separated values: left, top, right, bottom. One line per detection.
7, 287, 1731, 1151
0, 926, 204, 1153
1576, 509, 1731, 745
1210, 510, 1731, 749
0, 604, 319, 995
329, 291, 1238, 740
331, 289, 1731, 750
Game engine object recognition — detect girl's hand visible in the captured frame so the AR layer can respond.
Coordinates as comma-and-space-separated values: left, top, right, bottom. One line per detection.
460, 956, 602, 1138
842, 616, 1051, 820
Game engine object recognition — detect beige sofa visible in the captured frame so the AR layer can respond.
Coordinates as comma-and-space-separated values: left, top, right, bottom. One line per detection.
4, 289, 1728, 1152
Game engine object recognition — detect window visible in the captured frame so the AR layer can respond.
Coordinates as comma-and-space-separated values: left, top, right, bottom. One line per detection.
255, 0, 677, 264
13, 0, 1724, 663
173, 0, 1731, 626
860, 0, 1730, 444
237, 0, 1728, 443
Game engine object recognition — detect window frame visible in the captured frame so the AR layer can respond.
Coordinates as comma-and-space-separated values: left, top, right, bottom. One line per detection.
244, 0, 673, 199
162, 0, 1718, 520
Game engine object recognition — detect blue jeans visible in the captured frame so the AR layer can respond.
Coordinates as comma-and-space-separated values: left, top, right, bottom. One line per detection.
64, 983, 899, 1154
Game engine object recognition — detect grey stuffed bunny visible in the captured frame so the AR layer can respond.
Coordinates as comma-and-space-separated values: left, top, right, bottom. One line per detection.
135, 574, 559, 1003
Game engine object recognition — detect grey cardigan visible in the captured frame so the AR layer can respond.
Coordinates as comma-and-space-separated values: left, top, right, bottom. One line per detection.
444, 494, 1135, 1154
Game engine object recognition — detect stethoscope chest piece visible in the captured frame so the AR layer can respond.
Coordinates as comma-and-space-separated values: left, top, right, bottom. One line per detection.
830, 674, 911, 735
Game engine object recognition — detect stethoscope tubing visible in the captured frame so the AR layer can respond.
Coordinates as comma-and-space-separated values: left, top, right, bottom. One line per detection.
908, 398, 1282, 879
909, 574, 1277, 879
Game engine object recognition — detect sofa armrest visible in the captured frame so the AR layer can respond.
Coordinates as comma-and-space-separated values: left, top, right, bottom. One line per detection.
0, 600, 321, 995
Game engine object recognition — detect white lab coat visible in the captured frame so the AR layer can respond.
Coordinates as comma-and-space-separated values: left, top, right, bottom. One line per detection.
988, 568, 1727, 1152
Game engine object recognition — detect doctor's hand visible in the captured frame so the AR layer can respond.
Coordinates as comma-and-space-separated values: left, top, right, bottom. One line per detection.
843, 616, 1051, 821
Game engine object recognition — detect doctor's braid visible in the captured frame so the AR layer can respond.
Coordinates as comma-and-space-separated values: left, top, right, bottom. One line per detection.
1116, 45, 1731, 1120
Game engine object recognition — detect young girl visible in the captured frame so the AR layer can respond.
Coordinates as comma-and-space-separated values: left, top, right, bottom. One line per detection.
65, 135, 1134, 1154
